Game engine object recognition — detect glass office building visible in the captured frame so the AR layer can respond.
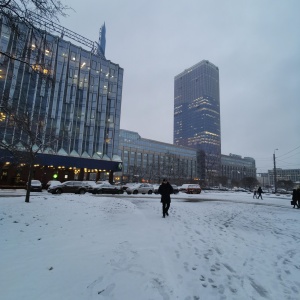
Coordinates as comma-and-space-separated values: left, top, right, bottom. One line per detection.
221, 154, 256, 180
174, 60, 221, 178
117, 129, 197, 184
267, 169, 300, 186
0, 13, 123, 184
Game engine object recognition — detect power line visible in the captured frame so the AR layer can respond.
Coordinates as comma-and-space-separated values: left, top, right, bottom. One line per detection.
278, 151, 300, 160
277, 160, 300, 167
277, 145, 300, 158
254, 146, 300, 162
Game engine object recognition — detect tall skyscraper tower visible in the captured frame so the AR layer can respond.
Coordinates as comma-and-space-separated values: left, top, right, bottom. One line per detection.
174, 60, 221, 180
97, 23, 106, 57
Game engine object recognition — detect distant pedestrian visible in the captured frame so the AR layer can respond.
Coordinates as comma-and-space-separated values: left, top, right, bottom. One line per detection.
257, 186, 263, 200
253, 190, 257, 199
291, 189, 297, 208
158, 179, 174, 218
297, 188, 300, 209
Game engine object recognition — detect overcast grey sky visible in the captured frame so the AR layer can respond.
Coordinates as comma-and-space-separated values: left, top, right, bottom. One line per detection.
60, 0, 300, 173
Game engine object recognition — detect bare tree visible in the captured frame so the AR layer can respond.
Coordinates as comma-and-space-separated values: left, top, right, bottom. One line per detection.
215, 175, 228, 187
240, 177, 258, 190
277, 180, 294, 191
147, 162, 159, 183
0, 97, 60, 202
0, 1, 69, 202
128, 165, 145, 183
0, 0, 69, 68
1, 0, 67, 15
0, 0, 68, 28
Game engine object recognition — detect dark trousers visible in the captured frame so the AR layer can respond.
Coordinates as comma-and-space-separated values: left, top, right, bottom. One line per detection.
162, 202, 170, 216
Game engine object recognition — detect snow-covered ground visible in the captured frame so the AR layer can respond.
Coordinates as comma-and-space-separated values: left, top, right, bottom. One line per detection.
0, 190, 299, 300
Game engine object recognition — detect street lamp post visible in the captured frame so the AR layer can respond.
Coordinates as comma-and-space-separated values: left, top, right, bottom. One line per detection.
273, 149, 278, 193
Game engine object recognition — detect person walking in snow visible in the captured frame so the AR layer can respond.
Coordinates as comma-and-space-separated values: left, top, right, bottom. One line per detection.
297, 188, 300, 209
257, 186, 263, 200
253, 189, 257, 199
158, 179, 174, 218
292, 189, 298, 208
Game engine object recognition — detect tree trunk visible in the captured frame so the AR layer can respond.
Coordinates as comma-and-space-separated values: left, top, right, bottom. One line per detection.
25, 162, 34, 203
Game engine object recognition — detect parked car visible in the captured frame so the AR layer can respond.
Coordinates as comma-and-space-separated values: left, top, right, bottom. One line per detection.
121, 182, 137, 191
276, 188, 289, 194
153, 184, 178, 194
233, 187, 248, 192
48, 181, 90, 194
180, 184, 201, 194
89, 183, 124, 194
96, 180, 110, 185
219, 187, 229, 191
45, 180, 61, 189
126, 183, 154, 195
82, 181, 98, 189
27, 180, 43, 192
153, 184, 160, 194
171, 184, 179, 194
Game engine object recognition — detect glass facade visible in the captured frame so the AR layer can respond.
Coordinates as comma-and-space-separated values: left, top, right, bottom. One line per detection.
268, 169, 300, 186
117, 129, 197, 184
221, 154, 256, 180
174, 60, 221, 178
0, 15, 123, 172
97, 23, 106, 57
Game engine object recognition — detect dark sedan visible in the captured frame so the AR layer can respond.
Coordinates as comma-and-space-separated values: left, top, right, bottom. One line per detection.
89, 183, 124, 195
48, 181, 90, 194
27, 180, 43, 192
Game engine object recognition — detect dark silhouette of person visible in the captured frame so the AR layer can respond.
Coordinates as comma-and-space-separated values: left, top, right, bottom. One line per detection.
292, 189, 297, 208
158, 179, 174, 218
297, 188, 300, 209
257, 186, 263, 199
253, 189, 257, 199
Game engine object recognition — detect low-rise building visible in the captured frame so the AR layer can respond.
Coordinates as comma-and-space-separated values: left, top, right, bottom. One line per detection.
116, 129, 197, 184
221, 154, 256, 180
268, 169, 300, 186
116, 130, 257, 187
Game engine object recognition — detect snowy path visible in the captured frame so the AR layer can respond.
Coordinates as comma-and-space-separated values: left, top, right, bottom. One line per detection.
132, 197, 300, 300
0, 193, 299, 300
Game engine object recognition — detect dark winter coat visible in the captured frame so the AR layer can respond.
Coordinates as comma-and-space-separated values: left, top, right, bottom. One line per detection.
297, 189, 300, 201
292, 189, 297, 201
158, 182, 173, 203
292, 189, 297, 205
257, 187, 263, 194
297, 189, 300, 203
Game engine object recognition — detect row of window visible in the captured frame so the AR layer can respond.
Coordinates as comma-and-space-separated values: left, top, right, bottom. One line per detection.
0, 18, 123, 160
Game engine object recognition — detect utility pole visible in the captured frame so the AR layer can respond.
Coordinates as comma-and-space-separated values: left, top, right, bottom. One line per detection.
273, 149, 278, 193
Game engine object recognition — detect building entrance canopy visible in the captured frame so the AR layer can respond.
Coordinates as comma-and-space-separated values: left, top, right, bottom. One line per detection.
0, 150, 122, 172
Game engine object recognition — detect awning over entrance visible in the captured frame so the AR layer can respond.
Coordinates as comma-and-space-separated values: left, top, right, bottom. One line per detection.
0, 150, 123, 172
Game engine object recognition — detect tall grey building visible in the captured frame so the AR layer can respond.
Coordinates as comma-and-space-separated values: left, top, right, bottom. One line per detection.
174, 60, 221, 180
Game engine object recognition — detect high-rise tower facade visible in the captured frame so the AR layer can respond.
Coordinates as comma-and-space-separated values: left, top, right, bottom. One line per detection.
174, 60, 221, 180
0, 13, 123, 184
97, 23, 106, 57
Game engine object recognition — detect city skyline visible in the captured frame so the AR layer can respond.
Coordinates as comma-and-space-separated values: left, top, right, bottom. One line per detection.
56, 0, 300, 173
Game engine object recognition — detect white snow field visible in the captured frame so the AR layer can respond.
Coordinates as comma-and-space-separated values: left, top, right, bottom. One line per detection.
0, 190, 299, 300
